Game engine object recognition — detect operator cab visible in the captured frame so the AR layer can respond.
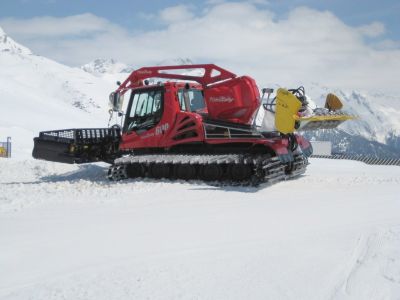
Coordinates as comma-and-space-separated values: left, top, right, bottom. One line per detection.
123, 82, 206, 135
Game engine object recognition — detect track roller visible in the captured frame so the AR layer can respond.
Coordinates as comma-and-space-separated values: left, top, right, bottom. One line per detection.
149, 163, 171, 179
126, 163, 144, 178
174, 164, 197, 180
199, 164, 224, 181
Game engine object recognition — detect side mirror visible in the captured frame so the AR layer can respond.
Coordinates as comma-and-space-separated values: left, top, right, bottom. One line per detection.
109, 92, 124, 112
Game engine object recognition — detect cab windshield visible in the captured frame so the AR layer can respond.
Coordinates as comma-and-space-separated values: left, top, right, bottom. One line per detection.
124, 88, 163, 133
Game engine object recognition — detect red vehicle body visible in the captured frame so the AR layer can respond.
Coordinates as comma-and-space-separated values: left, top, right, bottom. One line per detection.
33, 64, 313, 185
114, 64, 311, 162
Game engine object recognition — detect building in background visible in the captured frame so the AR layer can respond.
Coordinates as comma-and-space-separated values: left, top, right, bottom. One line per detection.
0, 137, 11, 158
310, 141, 331, 156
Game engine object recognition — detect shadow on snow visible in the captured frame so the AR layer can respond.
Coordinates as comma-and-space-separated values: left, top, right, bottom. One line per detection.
3, 164, 305, 193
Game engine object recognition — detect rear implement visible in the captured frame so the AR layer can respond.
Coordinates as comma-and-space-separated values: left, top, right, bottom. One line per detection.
33, 128, 120, 164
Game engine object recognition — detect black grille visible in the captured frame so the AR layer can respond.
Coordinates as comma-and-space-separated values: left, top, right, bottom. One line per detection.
39, 128, 121, 144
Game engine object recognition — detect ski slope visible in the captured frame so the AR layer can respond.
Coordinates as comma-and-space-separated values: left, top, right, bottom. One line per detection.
0, 27, 125, 158
1, 158, 399, 299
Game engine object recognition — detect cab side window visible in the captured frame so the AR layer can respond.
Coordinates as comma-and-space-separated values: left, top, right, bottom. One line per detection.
125, 89, 163, 132
177, 90, 186, 111
177, 89, 205, 112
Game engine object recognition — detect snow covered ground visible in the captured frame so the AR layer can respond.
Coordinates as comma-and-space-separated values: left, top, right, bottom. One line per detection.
1, 158, 399, 299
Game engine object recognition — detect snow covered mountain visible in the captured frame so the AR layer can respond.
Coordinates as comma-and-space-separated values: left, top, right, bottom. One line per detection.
81, 57, 195, 77
81, 58, 134, 76
303, 83, 400, 157
157, 58, 194, 66
0, 27, 125, 158
306, 83, 400, 141
0, 27, 31, 55
252, 81, 400, 157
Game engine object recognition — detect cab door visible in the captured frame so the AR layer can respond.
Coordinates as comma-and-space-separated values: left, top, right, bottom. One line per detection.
120, 87, 164, 150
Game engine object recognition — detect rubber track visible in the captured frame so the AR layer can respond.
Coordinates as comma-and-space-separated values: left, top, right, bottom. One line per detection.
108, 153, 308, 186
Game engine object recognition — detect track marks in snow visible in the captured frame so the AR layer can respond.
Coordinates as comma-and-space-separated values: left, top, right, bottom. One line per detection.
332, 227, 400, 299
0, 160, 258, 213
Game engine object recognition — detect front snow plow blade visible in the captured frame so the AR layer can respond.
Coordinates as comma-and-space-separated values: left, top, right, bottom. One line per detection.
275, 88, 356, 133
32, 128, 121, 164
294, 110, 355, 131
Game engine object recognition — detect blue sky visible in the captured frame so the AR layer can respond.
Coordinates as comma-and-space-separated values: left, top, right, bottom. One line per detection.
1, 0, 399, 39
0, 0, 399, 92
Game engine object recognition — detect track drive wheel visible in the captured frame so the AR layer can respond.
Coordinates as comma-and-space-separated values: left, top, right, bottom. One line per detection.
228, 164, 252, 181
200, 164, 223, 181
284, 162, 294, 175
149, 163, 171, 179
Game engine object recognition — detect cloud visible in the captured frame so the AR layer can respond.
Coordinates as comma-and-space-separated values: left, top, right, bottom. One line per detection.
1, 2, 399, 93
159, 5, 195, 23
0, 13, 122, 38
357, 21, 385, 37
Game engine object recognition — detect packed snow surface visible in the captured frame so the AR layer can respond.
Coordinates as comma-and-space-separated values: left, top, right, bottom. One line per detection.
1, 158, 400, 299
